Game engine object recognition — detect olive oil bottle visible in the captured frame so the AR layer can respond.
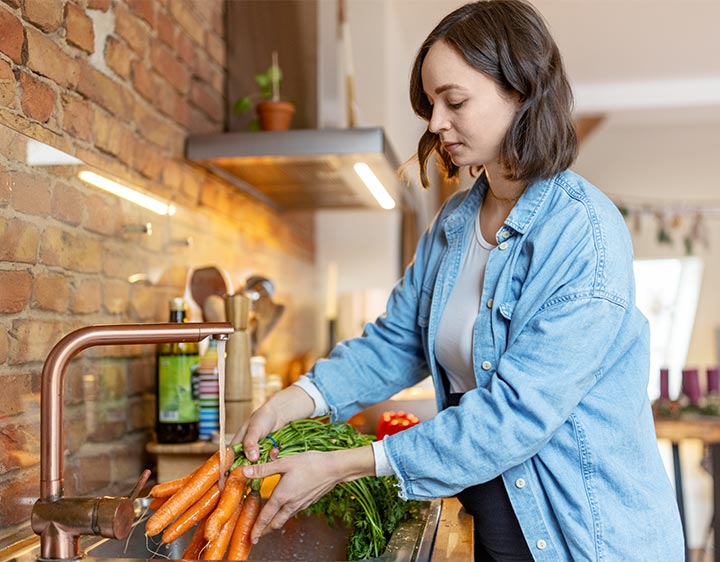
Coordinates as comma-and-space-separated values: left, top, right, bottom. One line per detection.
155, 297, 200, 443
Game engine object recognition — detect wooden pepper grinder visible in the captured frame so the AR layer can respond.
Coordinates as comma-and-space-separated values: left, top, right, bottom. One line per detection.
224, 293, 253, 433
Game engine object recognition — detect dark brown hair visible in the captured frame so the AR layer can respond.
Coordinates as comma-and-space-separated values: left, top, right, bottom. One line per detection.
410, 0, 578, 188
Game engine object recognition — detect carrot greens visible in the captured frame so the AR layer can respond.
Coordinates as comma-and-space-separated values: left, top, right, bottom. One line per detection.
145, 418, 417, 560
245, 417, 418, 561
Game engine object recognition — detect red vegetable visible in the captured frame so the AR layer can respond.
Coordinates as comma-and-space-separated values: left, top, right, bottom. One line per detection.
377, 411, 420, 440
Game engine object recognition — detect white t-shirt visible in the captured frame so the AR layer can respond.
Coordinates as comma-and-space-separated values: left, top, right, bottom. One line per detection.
435, 210, 495, 393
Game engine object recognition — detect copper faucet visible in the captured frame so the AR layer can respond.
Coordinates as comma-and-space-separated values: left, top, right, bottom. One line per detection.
31, 322, 233, 560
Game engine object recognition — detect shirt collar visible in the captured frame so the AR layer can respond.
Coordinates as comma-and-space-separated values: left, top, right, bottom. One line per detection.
441, 170, 559, 237
502, 174, 557, 235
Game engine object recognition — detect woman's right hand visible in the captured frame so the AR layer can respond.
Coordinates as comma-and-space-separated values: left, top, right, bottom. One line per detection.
232, 384, 316, 462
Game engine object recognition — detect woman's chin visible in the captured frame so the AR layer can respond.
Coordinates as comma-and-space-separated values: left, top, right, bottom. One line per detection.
448, 154, 464, 167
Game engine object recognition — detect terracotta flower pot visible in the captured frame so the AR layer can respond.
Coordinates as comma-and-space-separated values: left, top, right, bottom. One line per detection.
256, 100, 295, 131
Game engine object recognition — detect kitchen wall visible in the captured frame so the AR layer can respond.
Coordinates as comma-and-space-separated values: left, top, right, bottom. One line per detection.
0, 0, 319, 548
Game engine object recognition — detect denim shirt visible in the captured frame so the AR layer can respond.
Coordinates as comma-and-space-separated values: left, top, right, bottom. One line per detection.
306, 170, 684, 561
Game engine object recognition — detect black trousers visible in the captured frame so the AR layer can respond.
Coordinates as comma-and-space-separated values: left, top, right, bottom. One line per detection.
447, 393, 534, 562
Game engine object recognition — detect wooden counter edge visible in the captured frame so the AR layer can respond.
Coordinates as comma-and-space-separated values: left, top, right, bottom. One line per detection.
654, 415, 720, 444
146, 441, 219, 454
431, 498, 473, 562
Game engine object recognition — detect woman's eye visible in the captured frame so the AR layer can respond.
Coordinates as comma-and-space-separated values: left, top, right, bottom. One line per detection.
448, 101, 465, 110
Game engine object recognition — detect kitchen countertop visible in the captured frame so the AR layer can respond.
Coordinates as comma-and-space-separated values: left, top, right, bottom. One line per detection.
431, 498, 474, 562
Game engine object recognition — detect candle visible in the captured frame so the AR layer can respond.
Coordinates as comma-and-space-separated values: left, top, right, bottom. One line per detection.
708, 367, 720, 395
682, 368, 700, 405
659, 368, 670, 400
326, 262, 338, 320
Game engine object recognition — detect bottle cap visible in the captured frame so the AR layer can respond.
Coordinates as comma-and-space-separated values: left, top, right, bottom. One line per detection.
250, 356, 266, 378
170, 297, 185, 311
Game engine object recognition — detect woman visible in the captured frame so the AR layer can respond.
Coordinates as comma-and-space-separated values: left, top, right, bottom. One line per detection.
238, 1, 685, 560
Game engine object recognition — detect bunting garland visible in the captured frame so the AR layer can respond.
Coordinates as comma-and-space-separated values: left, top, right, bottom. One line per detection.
611, 196, 718, 255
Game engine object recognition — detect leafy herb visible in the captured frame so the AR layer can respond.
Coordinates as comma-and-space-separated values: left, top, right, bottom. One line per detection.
231, 418, 417, 560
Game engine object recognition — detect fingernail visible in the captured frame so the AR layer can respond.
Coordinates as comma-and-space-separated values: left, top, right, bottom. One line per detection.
242, 466, 253, 477
252, 537, 259, 545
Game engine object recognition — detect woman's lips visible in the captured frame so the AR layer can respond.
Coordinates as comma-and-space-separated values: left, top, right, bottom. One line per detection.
443, 142, 461, 153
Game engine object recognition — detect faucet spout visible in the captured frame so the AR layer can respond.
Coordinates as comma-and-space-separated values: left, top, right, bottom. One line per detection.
33, 322, 233, 560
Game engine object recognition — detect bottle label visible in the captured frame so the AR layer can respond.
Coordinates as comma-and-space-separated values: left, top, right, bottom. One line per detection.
158, 354, 200, 423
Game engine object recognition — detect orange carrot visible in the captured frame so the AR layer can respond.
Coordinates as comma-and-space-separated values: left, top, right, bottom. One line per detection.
149, 471, 195, 498
161, 484, 221, 544
182, 520, 208, 560
145, 448, 234, 537
201, 502, 243, 560
226, 490, 262, 561
148, 496, 167, 510
204, 467, 247, 541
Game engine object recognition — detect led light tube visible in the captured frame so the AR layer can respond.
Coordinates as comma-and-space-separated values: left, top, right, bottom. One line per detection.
352, 162, 396, 210
78, 170, 176, 216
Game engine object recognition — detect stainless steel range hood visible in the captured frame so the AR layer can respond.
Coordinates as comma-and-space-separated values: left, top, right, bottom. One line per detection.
185, 127, 404, 210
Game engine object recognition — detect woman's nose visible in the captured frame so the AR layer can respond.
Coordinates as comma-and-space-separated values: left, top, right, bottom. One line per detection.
428, 105, 449, 134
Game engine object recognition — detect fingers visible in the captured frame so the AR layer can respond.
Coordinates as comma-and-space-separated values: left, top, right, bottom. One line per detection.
235, 386, 316, 462
245, 451, 345, 542
242, 460, 283, 481
238, 408, 276, 462
242, 429, 261, 462
251, 500, 297, 543
230, 419, 249, 445
251, 483, 334, 542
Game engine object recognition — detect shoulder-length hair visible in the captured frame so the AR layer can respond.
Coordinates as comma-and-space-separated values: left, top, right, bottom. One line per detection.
410, 0, 578, 188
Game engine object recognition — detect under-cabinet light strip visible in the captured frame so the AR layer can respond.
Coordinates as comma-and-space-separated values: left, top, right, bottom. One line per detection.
352, 162, 396, 210
78, 170, 176, 216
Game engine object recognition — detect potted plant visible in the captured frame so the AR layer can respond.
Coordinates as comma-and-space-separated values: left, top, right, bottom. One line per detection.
233, 52, 295, 131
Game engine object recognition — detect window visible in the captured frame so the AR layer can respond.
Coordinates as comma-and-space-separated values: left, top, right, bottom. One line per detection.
633, 257, 703, 398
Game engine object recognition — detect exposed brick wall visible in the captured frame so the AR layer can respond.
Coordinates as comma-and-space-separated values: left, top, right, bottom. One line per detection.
0, 0, 318, 548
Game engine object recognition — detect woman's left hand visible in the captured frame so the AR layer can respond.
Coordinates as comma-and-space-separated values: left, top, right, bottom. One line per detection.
242, 444, 376, 543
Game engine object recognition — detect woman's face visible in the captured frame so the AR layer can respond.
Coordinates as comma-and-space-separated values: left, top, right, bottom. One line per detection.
421, 40, 520, 168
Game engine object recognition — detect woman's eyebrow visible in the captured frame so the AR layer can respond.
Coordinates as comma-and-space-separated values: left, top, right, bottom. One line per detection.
435, 83, 465, 94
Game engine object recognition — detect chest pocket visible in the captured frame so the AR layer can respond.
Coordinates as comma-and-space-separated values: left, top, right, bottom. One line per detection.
498, 301, 515, 321
490, 300, 516, 352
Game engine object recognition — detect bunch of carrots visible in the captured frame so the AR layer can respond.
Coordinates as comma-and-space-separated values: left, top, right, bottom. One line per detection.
143, 418, 413, 560
144, 449, 258, 560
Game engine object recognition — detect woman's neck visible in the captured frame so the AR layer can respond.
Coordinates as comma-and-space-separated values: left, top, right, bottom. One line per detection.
483, 166, 526, 207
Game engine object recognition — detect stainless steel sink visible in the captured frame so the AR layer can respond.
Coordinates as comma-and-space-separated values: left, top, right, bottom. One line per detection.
1, 499, 440, 562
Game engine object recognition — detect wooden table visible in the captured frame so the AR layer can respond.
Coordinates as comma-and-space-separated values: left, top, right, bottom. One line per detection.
655, 415, 720, 562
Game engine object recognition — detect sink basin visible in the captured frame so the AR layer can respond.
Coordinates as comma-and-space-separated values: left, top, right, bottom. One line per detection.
1, 499, 440, 562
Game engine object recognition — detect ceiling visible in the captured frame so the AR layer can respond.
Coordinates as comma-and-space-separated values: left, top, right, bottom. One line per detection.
345, 0, 720, 209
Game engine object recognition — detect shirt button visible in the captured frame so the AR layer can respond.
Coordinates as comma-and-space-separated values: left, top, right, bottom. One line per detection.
486, 298, 494, 309
515, 478, 526, 489
498, 241, 509, 250
481, 360, 492, 371
536, 539, 547, 550
502, 230, 511, 239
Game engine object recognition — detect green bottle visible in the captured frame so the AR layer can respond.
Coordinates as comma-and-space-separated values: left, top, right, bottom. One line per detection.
155, 297, 200, 443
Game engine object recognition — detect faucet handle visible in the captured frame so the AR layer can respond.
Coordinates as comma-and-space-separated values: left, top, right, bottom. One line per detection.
94, 469, 151, 540
129, 469, 151, 502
